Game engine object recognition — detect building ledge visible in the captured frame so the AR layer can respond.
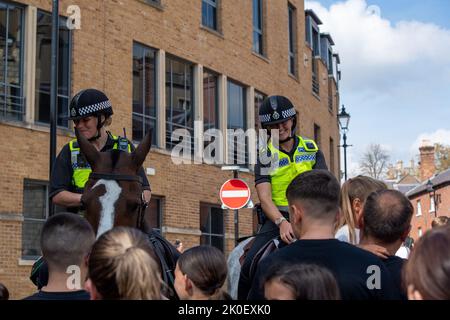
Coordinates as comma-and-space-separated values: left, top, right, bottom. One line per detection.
0, 119, 73, 138
162, 226, 202, 236
18, 258, 37, 266
137, 0, 165, 11
200, 25, 224, 39
251, 51, 270, 64
0, 213, 24, 222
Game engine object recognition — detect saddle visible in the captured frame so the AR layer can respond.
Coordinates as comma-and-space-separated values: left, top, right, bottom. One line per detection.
248, 236, 281, 282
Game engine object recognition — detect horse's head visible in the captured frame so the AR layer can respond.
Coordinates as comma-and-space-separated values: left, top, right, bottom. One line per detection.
76, 129, 152, 238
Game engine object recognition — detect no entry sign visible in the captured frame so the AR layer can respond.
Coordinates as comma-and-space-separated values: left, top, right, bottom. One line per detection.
220, 179, 251, 210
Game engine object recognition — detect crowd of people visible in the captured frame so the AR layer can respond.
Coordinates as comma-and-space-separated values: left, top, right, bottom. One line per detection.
1, 93, 449, 301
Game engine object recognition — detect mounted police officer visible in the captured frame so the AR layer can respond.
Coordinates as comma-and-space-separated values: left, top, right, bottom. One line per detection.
49, 88, 152, 213
237, 95, 328, 299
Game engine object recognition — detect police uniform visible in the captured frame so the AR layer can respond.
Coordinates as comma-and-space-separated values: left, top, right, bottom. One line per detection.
238, 95, 328, 300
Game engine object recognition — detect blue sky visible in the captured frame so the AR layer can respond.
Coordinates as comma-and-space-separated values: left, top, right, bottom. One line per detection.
305, 0, 450, 177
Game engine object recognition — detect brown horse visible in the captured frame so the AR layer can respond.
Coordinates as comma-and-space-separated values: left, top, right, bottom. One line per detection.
75, 128, 179, 297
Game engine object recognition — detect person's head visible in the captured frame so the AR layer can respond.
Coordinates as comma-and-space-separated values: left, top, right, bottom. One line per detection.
264, 263, 340, 300
86, 227, 162, 300
431, 216, 449, 229
0, 283, 9, 300
403, 227, 450, 300
259, 95, 297, 143
338, 176, 387, 244
69, 88, 114, 141
174, 245, 228, 300
286, 170, 341, 238
41, 212, 95, 276
361, 189, 413, 246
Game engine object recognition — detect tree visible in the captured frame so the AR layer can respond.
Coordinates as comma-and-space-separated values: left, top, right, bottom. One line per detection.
359, 144, 390, 179
435, 143, 450, 172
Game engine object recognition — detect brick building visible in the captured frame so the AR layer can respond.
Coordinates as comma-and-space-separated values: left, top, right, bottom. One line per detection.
407, 141, 450, 241
0, 0, 341, 298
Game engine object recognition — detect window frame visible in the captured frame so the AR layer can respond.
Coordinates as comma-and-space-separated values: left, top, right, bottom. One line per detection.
416, 200, 422, 216
34, 9, 72, 128
227, 79, 248, 165
252, 0, 264, 55
202, 0, 218, 31
0, 2, 25, 122
288, 3, 297, 76
132, 41, 158, 146
200, 203, 225, 252
21, 179, 49, 260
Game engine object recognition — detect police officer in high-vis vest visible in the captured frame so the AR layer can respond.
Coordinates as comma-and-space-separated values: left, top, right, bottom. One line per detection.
49, 89, 151, 213
238, 95, 327, 299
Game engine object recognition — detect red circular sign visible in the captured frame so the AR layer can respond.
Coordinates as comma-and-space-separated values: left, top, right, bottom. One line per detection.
220, 179, 251, 210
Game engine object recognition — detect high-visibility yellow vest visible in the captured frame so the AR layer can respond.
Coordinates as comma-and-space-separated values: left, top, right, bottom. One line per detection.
69, 134, 131, 191
265, 136, 318, 206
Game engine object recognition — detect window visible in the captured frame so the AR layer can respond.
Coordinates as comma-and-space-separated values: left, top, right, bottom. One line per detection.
328, 77, 333, 112
146, 196, 163, 233
203, 70, 218, 156
311, 27, 320, 95
22, 179, 49, 259
418, 227, 422, 237
288, 4, 297, 75
166, 55, 194, 151
314, 124, 321, 148
0, 2, 24, 121
202, 0, 217, 30
203, 70, 218, 132
416, 200, 422, 216
252, 0, 264, 55
35, 10, 72, 127
132, 42, 157, 145
200, 203, 224, 251
329, 137, 335, 175
254, 91, 266, 132
227, 80, 247, 165
429, 196, 436, 213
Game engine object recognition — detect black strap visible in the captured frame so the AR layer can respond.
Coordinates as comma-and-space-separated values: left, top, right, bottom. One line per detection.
89, 172, 143, 184
148, 234, 175, 287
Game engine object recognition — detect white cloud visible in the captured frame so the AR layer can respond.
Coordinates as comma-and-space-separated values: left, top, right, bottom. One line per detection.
305, 0, 450, 93
410, 129, 450, 154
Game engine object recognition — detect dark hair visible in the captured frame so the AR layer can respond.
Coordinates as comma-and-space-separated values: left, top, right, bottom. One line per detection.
264, 263, 341, 300
403, 227, 450, 299
41, 212, 95, 272
431, 216, 449, 229
362, 189, 413, 243
0, 283, 9, 300
177, 245, 229, 299
286, 170, 340, 219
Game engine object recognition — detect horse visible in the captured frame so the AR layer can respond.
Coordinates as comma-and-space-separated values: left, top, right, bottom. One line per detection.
75, 128, 180, 298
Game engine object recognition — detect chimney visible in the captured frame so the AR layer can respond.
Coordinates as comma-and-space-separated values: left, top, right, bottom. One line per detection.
419, 140, 436, 181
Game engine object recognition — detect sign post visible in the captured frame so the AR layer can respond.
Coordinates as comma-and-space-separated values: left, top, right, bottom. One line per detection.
220, 166, 253, 245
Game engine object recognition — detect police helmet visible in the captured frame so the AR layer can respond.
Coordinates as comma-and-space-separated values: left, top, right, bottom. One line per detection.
68, 89, 113, 120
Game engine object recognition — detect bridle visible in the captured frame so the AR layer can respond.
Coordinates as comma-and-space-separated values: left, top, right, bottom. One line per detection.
89, 172, 149, 230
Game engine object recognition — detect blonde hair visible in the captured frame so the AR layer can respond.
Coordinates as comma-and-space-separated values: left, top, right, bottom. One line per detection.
337, 176, 387, 244
88, 227, 162, 300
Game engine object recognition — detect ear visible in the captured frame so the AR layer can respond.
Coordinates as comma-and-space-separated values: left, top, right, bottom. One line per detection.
289, 202, 303, 225
184, 275, 194, 295
401, 225, 412, 242
133, 128, 153, 168
353, 198, 363, 218
85, 278, 101, 300
407, 285, 423, 300
75, 128, 100, 168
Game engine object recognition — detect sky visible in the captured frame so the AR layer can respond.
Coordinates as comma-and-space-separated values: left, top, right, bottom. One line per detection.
304, 0, 450, 177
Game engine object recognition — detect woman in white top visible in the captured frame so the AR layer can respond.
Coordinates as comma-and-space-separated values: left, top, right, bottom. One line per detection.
335, 175, 390, 257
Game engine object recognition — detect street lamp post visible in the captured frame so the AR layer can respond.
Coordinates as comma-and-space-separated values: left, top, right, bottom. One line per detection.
338, 105, 351, 181
426, 179, 438, 217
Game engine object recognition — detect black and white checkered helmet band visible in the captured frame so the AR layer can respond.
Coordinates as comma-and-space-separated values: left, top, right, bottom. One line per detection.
260, 107, 295, 124
78, 100, 112, 116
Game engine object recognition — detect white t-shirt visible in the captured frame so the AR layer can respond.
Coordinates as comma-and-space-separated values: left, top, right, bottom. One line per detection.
395, 245, 410, 259
335, 225, 360, 244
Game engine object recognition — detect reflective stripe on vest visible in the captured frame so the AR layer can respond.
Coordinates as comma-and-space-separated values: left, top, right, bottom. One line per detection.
266, 136, 318, 206
69, 134, 131, 190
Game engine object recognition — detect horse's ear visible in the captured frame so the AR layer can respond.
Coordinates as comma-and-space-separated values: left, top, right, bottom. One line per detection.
133, 128, 153, 168
75, 128, 100, 168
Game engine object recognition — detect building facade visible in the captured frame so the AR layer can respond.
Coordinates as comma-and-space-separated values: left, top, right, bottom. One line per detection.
0, 0, 341, 298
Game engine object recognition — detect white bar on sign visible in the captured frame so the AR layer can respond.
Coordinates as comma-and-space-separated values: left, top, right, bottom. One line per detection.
222, 190, 249, 198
